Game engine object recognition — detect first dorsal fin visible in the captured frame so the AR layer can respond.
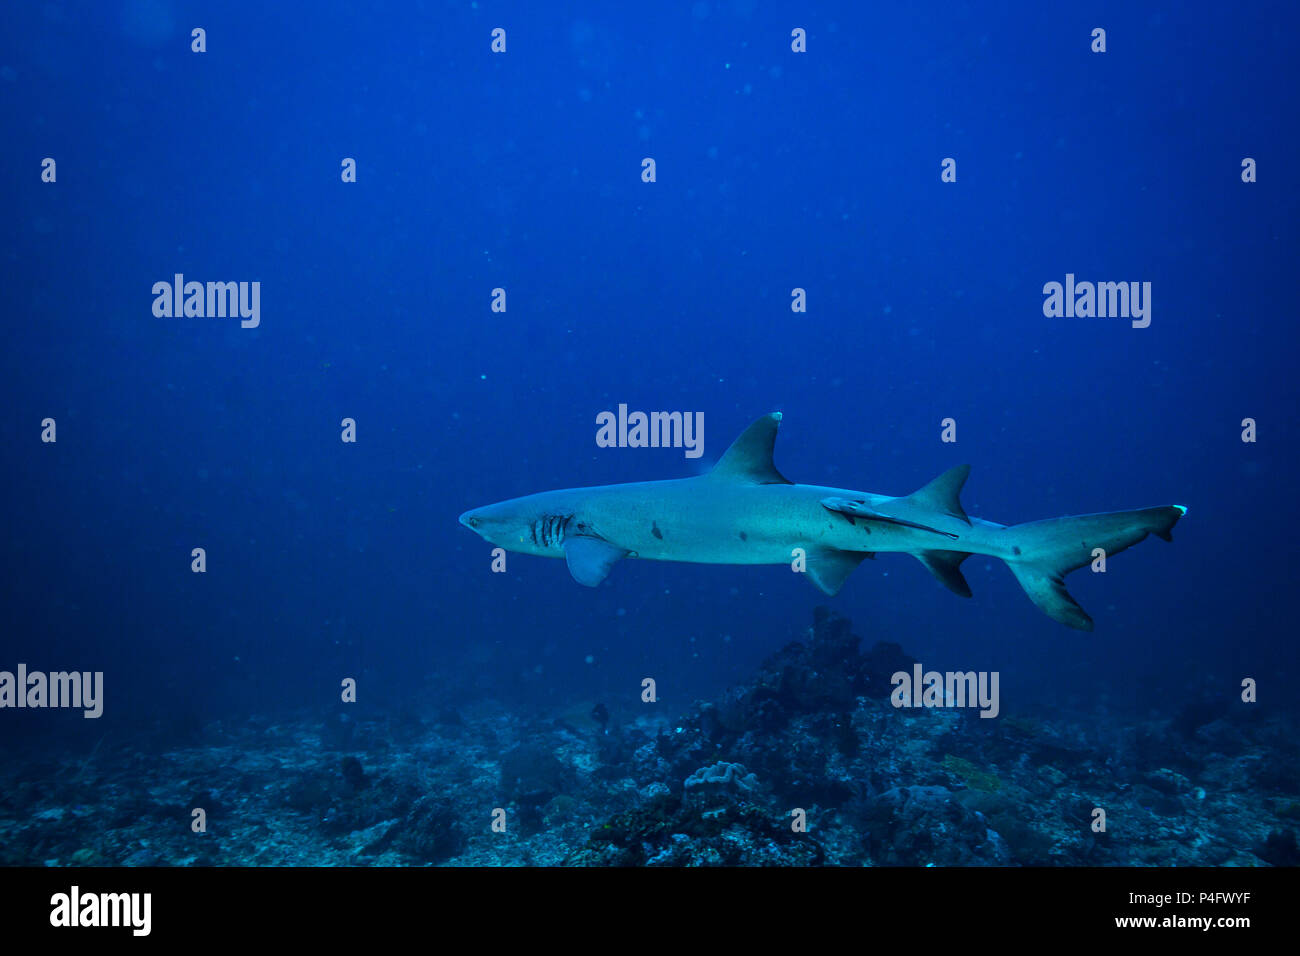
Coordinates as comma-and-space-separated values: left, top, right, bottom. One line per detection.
709, 413, 791, 484
903, 464, 971, 525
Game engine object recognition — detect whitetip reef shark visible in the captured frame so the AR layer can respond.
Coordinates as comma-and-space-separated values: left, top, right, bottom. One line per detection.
459, 413, 1185, 630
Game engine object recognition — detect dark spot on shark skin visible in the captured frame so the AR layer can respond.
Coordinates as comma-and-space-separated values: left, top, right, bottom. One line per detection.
1013, 546, 1021, 556
739, 532, 748, 541
652, 522, 663, 540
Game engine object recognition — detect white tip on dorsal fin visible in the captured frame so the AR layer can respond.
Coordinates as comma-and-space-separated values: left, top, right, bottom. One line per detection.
709, 412, 792, 484
904, 464, 971, 525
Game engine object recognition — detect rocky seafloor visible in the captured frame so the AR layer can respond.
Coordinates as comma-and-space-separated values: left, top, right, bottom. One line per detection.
3, 609, 1298, 867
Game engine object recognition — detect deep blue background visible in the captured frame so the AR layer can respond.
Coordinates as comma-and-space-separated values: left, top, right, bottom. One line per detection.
2, 1, 1297, 745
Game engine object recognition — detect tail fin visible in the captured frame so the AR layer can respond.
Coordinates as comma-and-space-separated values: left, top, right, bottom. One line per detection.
1002, 505, 1185, 630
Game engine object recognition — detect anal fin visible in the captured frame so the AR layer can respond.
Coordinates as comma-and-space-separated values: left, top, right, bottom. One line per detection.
914, 549, 973, 598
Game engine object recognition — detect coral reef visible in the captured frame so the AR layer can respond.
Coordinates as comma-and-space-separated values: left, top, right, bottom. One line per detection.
0, 608, 1294, 867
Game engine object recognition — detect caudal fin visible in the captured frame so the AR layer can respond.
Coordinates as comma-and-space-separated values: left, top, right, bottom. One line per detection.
1002, 505, 1185, 630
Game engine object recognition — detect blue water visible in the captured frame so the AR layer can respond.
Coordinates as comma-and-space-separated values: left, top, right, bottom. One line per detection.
2, 2, 1297, 834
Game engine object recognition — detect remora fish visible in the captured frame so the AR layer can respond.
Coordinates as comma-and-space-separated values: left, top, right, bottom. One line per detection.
459, 413, 1185, 630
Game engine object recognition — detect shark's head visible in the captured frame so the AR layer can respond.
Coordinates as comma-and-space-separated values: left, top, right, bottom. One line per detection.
458, 502, 512, 545
459, 495, 580, 556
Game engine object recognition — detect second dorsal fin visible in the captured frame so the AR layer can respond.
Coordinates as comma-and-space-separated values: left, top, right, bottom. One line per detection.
903, 464, 971, 525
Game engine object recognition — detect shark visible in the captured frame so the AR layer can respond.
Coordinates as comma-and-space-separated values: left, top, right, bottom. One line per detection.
458, 413, 1185, 630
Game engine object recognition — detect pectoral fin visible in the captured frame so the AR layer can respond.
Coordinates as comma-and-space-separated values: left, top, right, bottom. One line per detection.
564, 536, 629, 587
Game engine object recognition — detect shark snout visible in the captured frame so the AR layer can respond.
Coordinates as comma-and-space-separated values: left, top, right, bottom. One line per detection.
458, 509, 482, 530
